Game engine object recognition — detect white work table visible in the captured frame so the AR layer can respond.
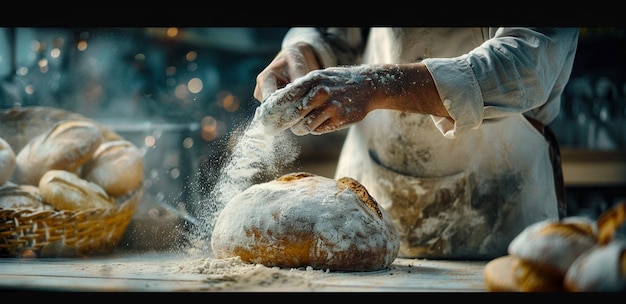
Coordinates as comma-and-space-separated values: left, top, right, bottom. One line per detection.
0, 251, 487, 292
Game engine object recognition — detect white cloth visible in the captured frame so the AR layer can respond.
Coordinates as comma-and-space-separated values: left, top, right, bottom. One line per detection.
281, 27, 579, 259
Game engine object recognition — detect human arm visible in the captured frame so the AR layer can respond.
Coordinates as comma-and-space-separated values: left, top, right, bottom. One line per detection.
256, 27, 579, 138
424, 27, 579, 138
256, 62, 448, 135
254, 27, 367, 102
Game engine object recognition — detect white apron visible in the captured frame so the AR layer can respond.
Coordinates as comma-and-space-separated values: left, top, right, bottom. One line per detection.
334, 28, 559, 260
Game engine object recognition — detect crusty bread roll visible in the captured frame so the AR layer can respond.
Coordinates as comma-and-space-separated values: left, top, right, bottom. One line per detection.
38, 170, 114, 211
0, 136, 16, 185
507, 217, 597, 277
13, 120, 103, 185
483, 255, 565, 292
211, 172, 400, 271
80, 140, 144, 197
564, 240, 626, 292
0, 183, 51, 210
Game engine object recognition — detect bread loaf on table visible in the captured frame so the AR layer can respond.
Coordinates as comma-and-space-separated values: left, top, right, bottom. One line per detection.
0, 137, 16, 185
80, 140, 144, 198
13, 120, 103, 186
564, 240, 626, 292
38, 169, 114, 211
211, 172, 400, 272
484, 216, 598, 292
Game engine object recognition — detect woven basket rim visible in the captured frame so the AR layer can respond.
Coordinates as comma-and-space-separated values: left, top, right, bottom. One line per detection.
0, 186, 143, 257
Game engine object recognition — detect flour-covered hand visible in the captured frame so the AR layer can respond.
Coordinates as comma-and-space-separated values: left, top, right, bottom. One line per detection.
257, 65, 400, 136
253, 42, 321, 102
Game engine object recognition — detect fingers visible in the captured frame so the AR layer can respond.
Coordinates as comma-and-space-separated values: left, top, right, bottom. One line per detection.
253, 43, 321, 102
291, 111, 334, 136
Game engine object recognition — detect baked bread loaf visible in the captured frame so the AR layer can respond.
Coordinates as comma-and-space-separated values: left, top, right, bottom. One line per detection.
0, 183, 50, 210
507, 217, 597, 277
484, 202, 626, 292
38, 169, 114, 211
0, 136, 16, 185
81, 140, 144, 197
13, 120, 103, 185
484, 216, 598, 292
564, 240, 626, 292
211, 172, 400, 271
483, 255, 565, 292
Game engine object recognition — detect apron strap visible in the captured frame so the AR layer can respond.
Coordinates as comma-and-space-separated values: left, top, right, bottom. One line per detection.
525, 115, 567, 219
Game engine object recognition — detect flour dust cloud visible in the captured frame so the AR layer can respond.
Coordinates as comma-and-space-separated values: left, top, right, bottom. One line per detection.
187, 106, 300, 254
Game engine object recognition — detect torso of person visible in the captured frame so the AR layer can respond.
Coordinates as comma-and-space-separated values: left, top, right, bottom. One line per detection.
335, 28, 559, 260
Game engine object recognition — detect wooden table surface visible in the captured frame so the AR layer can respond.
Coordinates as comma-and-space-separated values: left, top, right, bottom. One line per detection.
0, 251, 488, 292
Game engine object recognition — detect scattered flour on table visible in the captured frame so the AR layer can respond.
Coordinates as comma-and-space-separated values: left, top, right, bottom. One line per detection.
175, 256, 335, 291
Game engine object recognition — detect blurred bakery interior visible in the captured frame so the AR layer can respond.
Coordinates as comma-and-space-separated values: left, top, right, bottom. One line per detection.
0, 27, 624, 250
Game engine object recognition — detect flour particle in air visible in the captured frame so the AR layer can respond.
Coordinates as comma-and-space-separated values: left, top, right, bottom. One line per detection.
189, 107, 300, 253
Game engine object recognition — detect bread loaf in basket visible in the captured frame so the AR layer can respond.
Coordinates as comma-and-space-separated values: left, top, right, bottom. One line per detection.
0, 106, 144, 258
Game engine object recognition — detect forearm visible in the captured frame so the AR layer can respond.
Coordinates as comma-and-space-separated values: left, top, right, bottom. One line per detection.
369, 63, 450, 118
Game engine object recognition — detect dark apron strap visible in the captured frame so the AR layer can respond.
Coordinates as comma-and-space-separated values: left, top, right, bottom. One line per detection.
525, 116, 567, 219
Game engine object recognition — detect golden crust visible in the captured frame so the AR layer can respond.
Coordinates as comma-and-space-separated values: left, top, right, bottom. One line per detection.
38, 170, 113, 211
14, 120, 103, 185
336, 176, 383, 220
81, 140, 144, 197
211, 172, 400, 272
275, 171, 316, 182
0, 184, 49, 210
597, 201, 626, 245
484, 255, 565, 292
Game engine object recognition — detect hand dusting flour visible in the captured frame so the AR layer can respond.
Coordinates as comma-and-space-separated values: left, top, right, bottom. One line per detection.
186, 94, 301, 254
171, 95, 337, 290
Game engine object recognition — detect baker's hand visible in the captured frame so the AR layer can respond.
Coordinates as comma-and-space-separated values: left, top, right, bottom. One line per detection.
256, 64, 400, 136
256, 63, 446, 136
253, 42, 321, 102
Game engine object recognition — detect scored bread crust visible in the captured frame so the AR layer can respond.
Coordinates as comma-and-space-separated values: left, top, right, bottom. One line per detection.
211, 172, 400, 271
0, 184, 50, 210
14, 120, 103, 186
80, 140, 144, 198
38, 170, 114, 211
507, 217, 598, 277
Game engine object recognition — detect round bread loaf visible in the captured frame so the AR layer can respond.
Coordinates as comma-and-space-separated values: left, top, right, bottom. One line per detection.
483, 255, 565, 292
0, 183, 50, 210
211, 172, 400, 271
0, 136, 16, 185
507, 217, 597, 277
564, 240, 626, 292
13, 120, 103, 186
80, 140, 144, 197
38, 169, 114, 211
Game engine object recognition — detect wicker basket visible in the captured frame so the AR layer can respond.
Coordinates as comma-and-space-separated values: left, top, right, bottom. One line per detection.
0, 188, 142, 257
0, 106, 143, 258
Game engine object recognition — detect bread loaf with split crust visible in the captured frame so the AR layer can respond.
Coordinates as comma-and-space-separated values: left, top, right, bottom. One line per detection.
0, 184, 51, 211
38, 170, 114, 211
81, 140, 143, 198
13, 120, 103, 186
211, 172, 400, 272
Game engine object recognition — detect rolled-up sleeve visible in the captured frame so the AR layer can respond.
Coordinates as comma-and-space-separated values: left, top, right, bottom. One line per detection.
424, 27, 579, 139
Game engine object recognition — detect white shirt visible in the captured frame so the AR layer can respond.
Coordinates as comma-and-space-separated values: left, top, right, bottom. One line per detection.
283, 27, 579, 139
